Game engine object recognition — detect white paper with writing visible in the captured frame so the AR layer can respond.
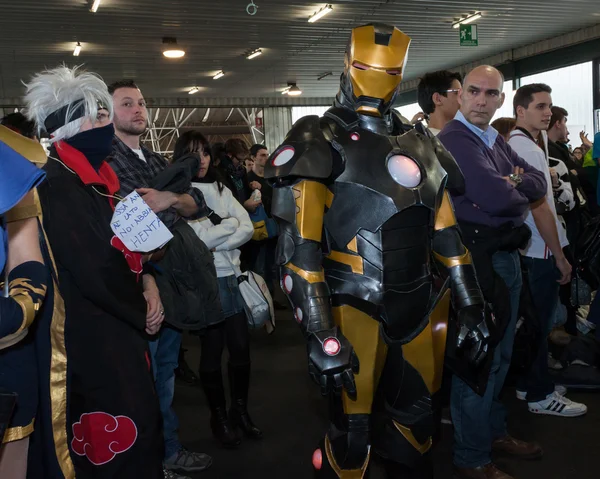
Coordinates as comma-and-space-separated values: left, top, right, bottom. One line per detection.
110, 191, 173, 252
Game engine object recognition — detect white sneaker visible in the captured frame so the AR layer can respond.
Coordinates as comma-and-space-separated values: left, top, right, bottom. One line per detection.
516, 384, 566, 401
528, 391, 587, 417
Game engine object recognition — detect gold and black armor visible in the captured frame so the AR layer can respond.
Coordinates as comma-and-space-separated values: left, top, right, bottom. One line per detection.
265, 24, 492, 478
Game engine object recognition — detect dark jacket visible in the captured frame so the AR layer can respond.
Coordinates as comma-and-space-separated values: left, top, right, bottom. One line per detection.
152, 220, 223, 330
459, 221, 531, 345
148, 153, 224, 330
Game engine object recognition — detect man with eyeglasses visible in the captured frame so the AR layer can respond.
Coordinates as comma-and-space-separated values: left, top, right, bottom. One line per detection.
439, 65, 548, 479
417, 70, 462, 135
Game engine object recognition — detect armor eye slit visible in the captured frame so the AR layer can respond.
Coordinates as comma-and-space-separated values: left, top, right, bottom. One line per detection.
351, 61, 370, 71
386, 69, 402, 76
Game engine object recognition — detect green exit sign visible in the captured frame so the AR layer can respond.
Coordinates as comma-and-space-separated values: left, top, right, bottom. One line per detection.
460, 24, 478, 46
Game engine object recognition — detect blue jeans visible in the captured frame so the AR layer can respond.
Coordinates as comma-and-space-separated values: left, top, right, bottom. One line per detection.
149, 325, 183, 461
518, 256, 559, 402
451, 250, 522, 468
218, 275, 245, 318
588, 291, 600, 340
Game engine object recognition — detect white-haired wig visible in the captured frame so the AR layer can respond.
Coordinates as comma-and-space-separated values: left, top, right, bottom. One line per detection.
23, 65, 113, 143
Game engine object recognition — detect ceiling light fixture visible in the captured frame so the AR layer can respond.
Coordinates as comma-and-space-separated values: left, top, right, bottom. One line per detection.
188, 87, 200, 95
308, 4, 333, 23
281, 86, 291, 95
213, 71, 225, 80
73, 42, 82, 56
452, 12, 482, 28
162, 37, 185, 58
247, 49, 262, 60
286, 83, 302, 96
90, 0, 101, 13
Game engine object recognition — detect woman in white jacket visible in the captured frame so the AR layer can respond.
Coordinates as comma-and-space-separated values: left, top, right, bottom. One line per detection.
173, 131, 262, 449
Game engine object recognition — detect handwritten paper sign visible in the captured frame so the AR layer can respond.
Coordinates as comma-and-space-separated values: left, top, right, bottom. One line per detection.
110, 191, 173, 253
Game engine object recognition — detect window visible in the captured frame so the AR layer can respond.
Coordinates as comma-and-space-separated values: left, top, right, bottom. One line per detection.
291, 106, 329, 125
521, 62, 594, 140
492, 81, 517, 122
395, 103, 424, 123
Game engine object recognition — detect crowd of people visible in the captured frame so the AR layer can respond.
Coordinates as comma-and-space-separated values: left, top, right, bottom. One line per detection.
416, 66, 600, 478
0, 67, 280, 479
1, 31, 600, 479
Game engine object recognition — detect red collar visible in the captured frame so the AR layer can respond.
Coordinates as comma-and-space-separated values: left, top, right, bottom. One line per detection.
55, 141, 120, 196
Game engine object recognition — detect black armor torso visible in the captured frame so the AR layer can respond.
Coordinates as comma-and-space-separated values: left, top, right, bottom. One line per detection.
321, 111, 448, 339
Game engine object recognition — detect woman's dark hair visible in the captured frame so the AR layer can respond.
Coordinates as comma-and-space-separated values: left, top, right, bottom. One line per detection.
174, 130, 225, 193
491, 117, 516, 138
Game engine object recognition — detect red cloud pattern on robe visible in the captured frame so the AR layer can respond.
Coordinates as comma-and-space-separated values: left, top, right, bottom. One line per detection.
71, 412, 138, 466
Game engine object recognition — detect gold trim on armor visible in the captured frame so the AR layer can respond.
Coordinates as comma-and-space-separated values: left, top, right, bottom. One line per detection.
5, 189, 42, 223
286, 263, 325, 284
325, 435, 370, 478
432, 251, 472, 269
434, 191, 457, 231
325, 189, 334, 209
349, 26, 410, 104
9, 278, 47, 331
346, 237, 358, 253
393, 422, 433, 455
401, 289, 450, 394
40, 224, 76, 478
326, 250, 364, 275
11, 293, 36, 332
0, 125, 47, 166
292, 181, 327, 242
3, 419, 34, 443
332, 305, 387, 415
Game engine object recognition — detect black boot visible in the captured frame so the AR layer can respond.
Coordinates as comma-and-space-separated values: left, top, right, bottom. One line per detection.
228, 362, 263, 439
200, 371, 241, 448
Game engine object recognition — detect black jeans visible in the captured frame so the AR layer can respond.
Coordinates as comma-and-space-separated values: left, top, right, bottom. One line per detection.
199, 312, 250, 374
518, 256, 559, 402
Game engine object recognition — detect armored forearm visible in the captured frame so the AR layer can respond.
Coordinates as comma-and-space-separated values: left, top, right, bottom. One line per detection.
432, 191, 484, 309
272, 180, 333, 334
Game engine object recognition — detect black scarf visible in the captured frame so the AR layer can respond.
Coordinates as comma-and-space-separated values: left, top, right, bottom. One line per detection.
65, 123, 115, 171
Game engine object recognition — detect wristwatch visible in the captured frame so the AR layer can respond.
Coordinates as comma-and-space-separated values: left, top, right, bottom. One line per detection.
508, 173, 523, 187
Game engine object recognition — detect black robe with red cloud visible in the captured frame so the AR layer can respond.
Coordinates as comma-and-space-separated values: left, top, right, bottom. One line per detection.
27, 142, 162, 479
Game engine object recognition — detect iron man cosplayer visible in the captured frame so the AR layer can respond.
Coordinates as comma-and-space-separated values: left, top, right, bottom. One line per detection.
265, 24, 493, 478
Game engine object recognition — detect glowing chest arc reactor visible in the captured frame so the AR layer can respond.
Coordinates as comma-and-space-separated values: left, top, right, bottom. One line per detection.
386, 154, 422, 188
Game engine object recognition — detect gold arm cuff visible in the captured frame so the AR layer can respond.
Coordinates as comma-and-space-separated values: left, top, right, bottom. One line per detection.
3, 419, 34, 443
293, 181, 327, 242
285, 263, 325, 284
11, 293, 37, 332
434, 191, 457, 231
433, 251, 472, 268
5, 189, 42, 223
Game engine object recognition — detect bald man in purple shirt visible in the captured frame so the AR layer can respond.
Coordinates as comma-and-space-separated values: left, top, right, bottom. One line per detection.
439, 66, 547, 479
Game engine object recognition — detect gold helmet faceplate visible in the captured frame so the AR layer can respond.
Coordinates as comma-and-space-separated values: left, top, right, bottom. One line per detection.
343, 24, 411, 117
